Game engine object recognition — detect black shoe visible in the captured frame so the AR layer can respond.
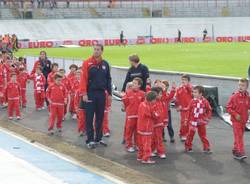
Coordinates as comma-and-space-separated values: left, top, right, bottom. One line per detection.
96, 140, 108, 147
86, 142, 96, 149
121, 139, 125, 144
170, 137, 175, 143
163, 138, 167, 142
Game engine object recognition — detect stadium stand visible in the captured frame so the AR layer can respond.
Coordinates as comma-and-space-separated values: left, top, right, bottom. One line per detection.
1, 0, 250, 19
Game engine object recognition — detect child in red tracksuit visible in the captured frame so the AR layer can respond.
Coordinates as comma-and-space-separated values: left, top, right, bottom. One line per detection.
121, 82, 133, 144
175, 74, 193, 142
17, 67, 30, 108
46, 74, 67, 135
67, 64, 78, 82
59, 69, 71, 119
151, 87, 167, 159
5, 73, 21, 120
31, 67, 46, 110
47, 63, 59, 86
227, 78, 250, 160
137, 91, 159, 164
122, 77, 145, 152
185, 86, 212, 153
103, 91, 112, 137
0, 63, 4, 106
69, 70, 81, 120
74, 89, 86, 136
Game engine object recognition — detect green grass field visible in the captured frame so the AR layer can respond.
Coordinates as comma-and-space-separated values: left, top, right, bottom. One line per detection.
16, 43, 250, 78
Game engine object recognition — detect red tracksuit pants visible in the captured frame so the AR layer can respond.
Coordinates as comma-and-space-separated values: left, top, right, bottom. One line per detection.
152, 127, 165, 155
137, 134, 152, 161
8, 99, 21, 117
185, 124, 210, 150
103, 110, 110, 134
69, 94, 75, 114
20, 89, 27, 106
125, 118, 137, 148
48, 104, 64, 131
77, 109, 86, 133
34, 91, 45, 109
0, 86, 5, 105
232, 121, 246, 155
179, 111, 189, 137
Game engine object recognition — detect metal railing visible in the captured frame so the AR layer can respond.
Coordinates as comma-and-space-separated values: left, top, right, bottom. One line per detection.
1, 0, 250, 9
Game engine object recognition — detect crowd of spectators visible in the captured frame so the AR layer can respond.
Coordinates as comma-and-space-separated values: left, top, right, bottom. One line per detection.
0, 34, 18, 54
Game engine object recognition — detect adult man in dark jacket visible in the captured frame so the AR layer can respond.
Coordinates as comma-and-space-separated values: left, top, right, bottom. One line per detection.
122, 54, 149, 92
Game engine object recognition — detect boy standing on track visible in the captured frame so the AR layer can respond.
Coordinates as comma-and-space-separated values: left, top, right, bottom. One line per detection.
17, 67, 30, 108
5, 73, 21, 120
46, 74, 67, 135
185, 86, 212, 153
175, 74, 193, 142
227, 78, 250, 160
122, 77, 145, 152
137, 91, 159, 164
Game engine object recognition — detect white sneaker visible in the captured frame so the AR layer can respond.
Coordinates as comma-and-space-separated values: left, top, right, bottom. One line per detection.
127, 147, 135, 153
37, 108, 41, 111
103, 132, 110, 137
41, 106, 45, 110
180, 136, 187, 142
159, 154, 166, 159
8, 117, 13, 120
151, 152, 157, 157
72, 114, 77, 120
16, 116, 21, 120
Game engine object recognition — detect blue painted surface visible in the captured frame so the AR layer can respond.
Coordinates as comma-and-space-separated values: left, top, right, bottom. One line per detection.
0, 130, 115, 184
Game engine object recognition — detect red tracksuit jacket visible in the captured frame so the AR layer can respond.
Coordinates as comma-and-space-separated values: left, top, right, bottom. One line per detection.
31, 73, 46, 93
122, 89, 145, 118
46, 83, 67, 105
162, 88, 176, 124
67, 72, 76, 82
47, 71, 57, 86
70, 78, 80, 95
152, 99, 165, 128
137, 101, 160, 136
5, 82, 21, 100
226, 91, 250, 124
17, 72, 30, 90
175, 84, 193, 110
187, 97, 212, 125
61, 76, 71, 95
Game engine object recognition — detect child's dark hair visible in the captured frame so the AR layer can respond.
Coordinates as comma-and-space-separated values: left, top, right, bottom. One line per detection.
129, 54, 140, 63
59, 68, 65, 73
151, 86, 163, 94
154, 79, 161, 84
146, 91, 157, 102
239, 78, 249, 86
181, 74, 191, 82
54, 73, 63, 80
162, 80, 169, 88
133, 77, 143, 87
69, 64, 78, 70
52, 63, 59, 68
193, 85, 205, 95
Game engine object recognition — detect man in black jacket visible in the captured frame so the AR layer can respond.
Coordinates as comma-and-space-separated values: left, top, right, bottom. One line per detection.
122, 54, 149, 92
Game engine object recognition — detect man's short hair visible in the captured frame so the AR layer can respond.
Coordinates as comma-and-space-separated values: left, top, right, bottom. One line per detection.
133, 77, 143, 86
146, 91, 157, 102
239, 78, 249, 86
193, 85, 205, 95
129, 54, 140, 63
181, 74, 191, 82
95, 44, 104, 51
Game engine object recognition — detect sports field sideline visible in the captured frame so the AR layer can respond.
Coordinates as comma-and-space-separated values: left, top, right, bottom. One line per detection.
16, 43, 250, 78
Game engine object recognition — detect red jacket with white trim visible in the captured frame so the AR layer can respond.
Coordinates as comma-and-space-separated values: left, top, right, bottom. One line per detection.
122, 89, 145, 118
137, 101, 160, 135
175, 84, 193, 111
5, 82, 21, 100
227, 91, 250, 124
46, 83, 67, 105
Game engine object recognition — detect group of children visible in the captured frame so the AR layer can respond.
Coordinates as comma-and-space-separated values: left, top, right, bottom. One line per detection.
122, 75, 250, 164
0, 52, 111, 137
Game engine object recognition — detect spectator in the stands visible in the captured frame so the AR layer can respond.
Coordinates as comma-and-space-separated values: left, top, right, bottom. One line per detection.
66, 0, 70, 8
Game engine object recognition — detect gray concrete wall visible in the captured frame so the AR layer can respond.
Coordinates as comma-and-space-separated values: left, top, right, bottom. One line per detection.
1, 17, 250, 40
111, 66, 240, 107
